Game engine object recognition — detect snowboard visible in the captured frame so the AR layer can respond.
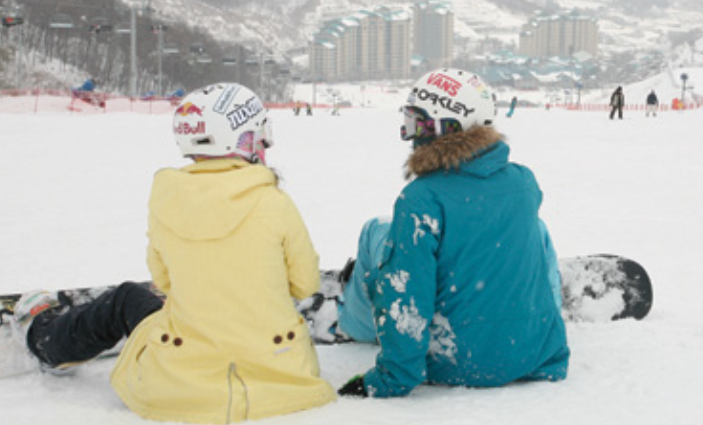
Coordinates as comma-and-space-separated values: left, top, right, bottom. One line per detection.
300, 254, 654, 343
559, 254, 653, 322
0, 254, 652, 378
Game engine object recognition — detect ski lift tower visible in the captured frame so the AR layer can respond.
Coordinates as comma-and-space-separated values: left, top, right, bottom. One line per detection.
150, 23, 167, 96
115, 1, 155, 98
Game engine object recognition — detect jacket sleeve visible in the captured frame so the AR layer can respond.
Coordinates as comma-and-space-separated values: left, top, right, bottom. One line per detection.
363, 192, 440, 397
146, 214, 171, 296
281, 194, 320, 300
539, 219, 561, 309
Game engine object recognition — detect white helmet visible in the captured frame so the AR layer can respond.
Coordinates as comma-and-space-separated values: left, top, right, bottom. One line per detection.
401, 68, 495, 143
173, 82, 273, 164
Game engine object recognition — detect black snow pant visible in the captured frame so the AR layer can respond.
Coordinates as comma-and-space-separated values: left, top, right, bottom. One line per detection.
27, 282, 163, 367
610, 105, 623, 119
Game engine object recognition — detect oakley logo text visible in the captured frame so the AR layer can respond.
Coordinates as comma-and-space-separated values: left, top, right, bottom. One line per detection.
417, 89, 475, 117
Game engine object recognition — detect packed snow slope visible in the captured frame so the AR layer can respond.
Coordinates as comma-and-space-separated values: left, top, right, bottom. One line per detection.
0, 105, 702, 425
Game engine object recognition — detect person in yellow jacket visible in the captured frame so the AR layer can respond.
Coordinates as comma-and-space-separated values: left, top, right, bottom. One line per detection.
12, 83, 336, 423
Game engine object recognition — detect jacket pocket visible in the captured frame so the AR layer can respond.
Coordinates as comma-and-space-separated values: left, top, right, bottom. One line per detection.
269, 318, 310, 356
265, 318, 321, 375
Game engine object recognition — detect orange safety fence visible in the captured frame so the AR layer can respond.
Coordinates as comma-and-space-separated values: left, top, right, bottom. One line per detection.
553, 102, 701, 112
2, 89, 699, 114
0, 89, 334, 114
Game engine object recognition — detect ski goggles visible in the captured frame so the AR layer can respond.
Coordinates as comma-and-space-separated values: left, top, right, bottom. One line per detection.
400, 106, 463, 141
220, 117, 274, 164
401, 106, 435, 141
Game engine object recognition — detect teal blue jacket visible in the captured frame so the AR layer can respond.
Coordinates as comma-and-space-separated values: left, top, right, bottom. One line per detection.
359, 134, 569, 397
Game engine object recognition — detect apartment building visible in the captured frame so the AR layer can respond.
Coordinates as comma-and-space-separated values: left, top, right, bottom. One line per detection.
519, 11, 598, 59
308, 7, 412, 82
413, 1, 454, 69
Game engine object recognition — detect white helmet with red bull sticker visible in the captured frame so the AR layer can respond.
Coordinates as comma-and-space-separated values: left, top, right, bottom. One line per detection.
401, 68, 495, 144
173, 82, 273, 164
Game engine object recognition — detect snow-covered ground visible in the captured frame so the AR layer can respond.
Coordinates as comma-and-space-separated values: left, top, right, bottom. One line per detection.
1, 103, 702, 424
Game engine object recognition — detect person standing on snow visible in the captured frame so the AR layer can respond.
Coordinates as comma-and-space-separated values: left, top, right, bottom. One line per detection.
329, 68, 570, 398
12, 83, 336, 423
609, 86, 625, 120
646, 90, 659, 117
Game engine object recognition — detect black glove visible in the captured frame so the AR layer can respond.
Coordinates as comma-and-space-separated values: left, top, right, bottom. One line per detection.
338, 374, 368, 398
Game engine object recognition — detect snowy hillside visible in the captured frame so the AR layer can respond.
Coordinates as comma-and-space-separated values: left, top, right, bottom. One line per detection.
1, 97, 702, 424
578, 65, 703, 105
146, 0, 703, 56
619, 66, 703, 105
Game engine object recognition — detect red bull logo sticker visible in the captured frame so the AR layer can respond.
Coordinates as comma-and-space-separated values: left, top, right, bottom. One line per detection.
427, 73, 462, 97
174, 122, 206, 135
175, 102, 204, 116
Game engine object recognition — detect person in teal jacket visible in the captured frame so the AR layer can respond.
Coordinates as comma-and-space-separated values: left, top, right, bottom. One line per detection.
337, 68, 570, 398
338, 216, 562, 344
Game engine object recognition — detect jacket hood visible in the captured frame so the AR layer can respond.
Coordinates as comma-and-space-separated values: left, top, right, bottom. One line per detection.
405, 125, 504, 178
149, 159, 277, 241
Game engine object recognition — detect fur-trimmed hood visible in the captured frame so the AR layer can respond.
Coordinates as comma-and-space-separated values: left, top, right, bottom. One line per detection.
405, 126, 503, 178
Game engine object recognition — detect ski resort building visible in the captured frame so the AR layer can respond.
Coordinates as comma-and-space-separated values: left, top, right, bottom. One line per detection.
519, 11, 598, 59
413, 1, 454, 70
308, 3, 454, 82
309, 7, 411, 82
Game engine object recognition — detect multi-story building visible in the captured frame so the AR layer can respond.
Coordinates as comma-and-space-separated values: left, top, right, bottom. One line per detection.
413, 1, 454, 69
309, 6, 411, 82
382, 8, 412, 80
519, 11, 598, 59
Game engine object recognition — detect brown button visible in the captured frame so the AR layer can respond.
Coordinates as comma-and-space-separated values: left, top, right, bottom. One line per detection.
287, 331, 295, 340
161, 334, 169, 343
173, 337, 183, 347
273, 335, 283, 344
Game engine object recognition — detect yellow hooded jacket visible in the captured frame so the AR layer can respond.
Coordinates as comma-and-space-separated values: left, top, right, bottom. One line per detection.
111, 159, 336, 423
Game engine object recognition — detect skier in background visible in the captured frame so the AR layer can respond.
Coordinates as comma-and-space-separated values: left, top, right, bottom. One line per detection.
609, 86, 625, 120
166, 88, 185, 105
293, 100, 302, 116
646, 90, 659, 117
306, 102, 313, 116
71, 78, 105, 107
506, 96, 518, 117
12, 83, 335, 423
330, 68, 570, 398
72, 78, 95, 96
